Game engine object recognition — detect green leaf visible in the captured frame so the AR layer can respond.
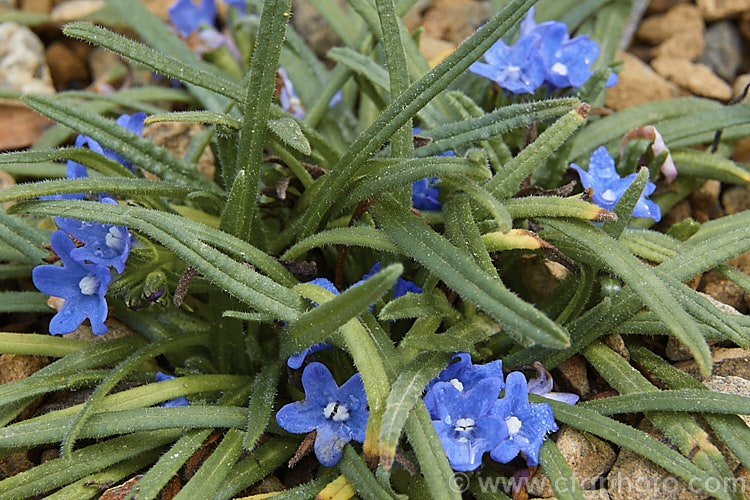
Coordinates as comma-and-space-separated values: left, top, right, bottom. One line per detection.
267, 117, 312, 156
602, 166, 649, 239
541, 217, 711, 376
486, 104, 588, 199
504, 196, 617, 222
0, 407, 247, 451
21, 95, 219, 192
0, 292, 53, 313
132, 430, 212, 500
243, 363, 281, 452
0, 333, 87, 357
538, 440, 585, 500
283, 264, 402, 359
582, 389, 750, 415
672, 149, 750, 184
145, 111, 241, 128
10, 200, 305, 319
233, 0, 292, 240
173, 429, 245, 500
63, 22, 243, 102
379, 291, 458, 321
0, 208, 49, 264
0, 148, 135, 178
339, 446, 395, 500
327, 47, 390, 91
0, 429, 181, 500
379, 352, 450, 468
0, 178, 199, 204
373, 194, 569, 348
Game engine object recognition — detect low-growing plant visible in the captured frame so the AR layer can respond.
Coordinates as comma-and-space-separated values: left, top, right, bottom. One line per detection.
1, 0, 750, 498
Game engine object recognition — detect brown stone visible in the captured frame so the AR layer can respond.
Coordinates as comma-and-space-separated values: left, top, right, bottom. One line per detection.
0, 353, 49, 385
45, 41, 90, 90
740, 11, 750, 40
527, 426, 616, 497
651, 57, 732, 100
418, 35, 455, 68
49, 0, 104, 22
141, 0, 177, 19
733, 74, 750, 102
602, 334, 630, 362
636, 4, 704, 44
556, 355, 590, 398
604, 52, 682, 110
676, 348, 750, 381
721, 185, 750, 214
698, 269, 747, 313
63, 318, 133, 343
0, 452, 34, 480
100, 475, 142, 500
20, 0, 52, 13
143, 122, 216, 180
688, 179, 723, 222
0, 104, 52, 150
703, 375, 750, 426
653, 32, 704, 61
697, 0, 750, 20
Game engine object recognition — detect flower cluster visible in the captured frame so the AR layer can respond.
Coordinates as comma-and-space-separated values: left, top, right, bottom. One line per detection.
32, 114, 142, 335
469, 7, 617, 94
571, 146, 661, 221
425, 353, 573, 471
276, 362, 368, 466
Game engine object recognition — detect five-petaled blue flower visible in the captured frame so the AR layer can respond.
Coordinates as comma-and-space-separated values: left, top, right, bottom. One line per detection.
55, 197, 133, 274
431, 377, 508, 471
424, 352, 503, 418
155, 372, 190, 407
470, 7, 616, 93
571, 146, 661, 221
276, 362, 369, 466
32, 230, 112, 335
489, 371, 558, 466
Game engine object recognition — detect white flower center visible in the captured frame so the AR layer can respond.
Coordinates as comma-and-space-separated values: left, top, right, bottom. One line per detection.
78, 274, 100, 295
601, 189, 617, 202
551, 62, 568, 76
506, 416, 522, 435
449, 378, 464, 392
507, 65, 520, 74
105, 226, 125, 251
323, 402, 350, 422
455, 417, 475, 432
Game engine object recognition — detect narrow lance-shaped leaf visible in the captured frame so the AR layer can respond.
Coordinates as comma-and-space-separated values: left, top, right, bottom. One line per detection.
232, 0, 292, 240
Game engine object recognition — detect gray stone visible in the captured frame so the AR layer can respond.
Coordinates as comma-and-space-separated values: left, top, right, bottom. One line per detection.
527, 426, 616, 497
675, 348, 750, 381
0, 22, 54, 95
698, 21, 744, 82
703, 375, 750, 427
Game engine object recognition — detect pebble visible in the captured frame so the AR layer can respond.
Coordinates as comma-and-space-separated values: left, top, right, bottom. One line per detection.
721, 185, 750, 215
653, 31, 704, 61
0, 22, 55, 95
517, 256, 568, 305
703, 375, 750, 426
636, 4, 705, 45
688, 179, 723, 222
63, 318, 133, 343
604, 51, 682, 110
143, 122, 216, 180
696, 0, 750, 21
418, 35, 455, 68
19, 0, 52, 13
608, 420, 707, 500
733, 73, 750, 101
698, 270, 747, 313
527, 426, 616, 497
49, 0, 104, 22
676, 348, 750, 381
698, 21, 743, 82
556, 355, 591, 398
420, 0, 490, 44
651, 57, 732, 100
45, 41, 90, 90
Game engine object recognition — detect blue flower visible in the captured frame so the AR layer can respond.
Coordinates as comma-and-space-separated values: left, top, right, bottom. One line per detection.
412, 177, 442, 211
571, 146, 661, 221
431, 377, 508, 471
489, 371, 558, 466
468, 34, 546, 94
424, 352, 503, 418
169, 0, 216, 37
276, 362, 368, 466
361, 262, 422, 299
32, 230, 111, 335
68, 112, 146, 175
155, 372, 190, 407
54, 197, 133, 274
